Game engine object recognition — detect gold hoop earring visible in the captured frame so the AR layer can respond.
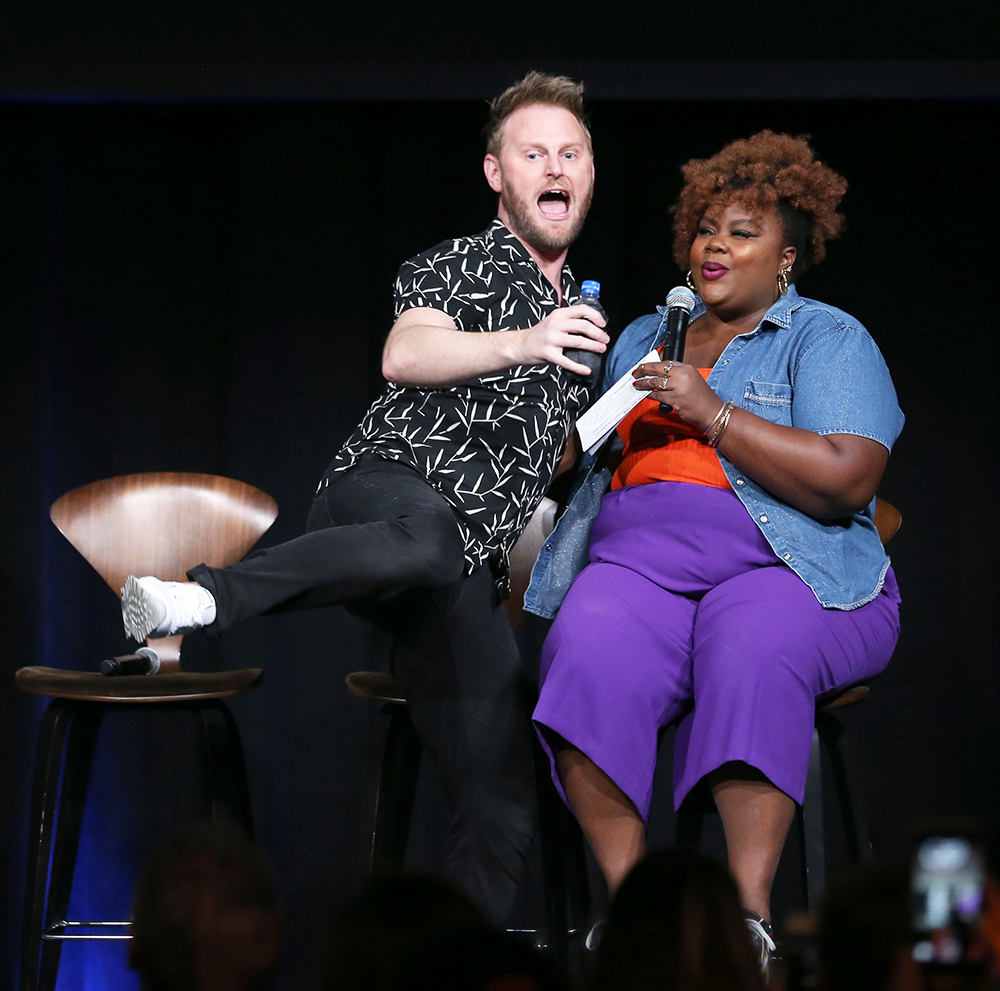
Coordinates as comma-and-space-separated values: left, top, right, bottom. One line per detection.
686, 270, 697, 293
777, 268, 790, 296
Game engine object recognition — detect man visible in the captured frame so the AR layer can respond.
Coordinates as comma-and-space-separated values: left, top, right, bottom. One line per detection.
121, 71, 606, 920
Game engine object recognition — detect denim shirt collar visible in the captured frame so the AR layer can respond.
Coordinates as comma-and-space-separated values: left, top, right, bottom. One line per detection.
656, 285, 805, 333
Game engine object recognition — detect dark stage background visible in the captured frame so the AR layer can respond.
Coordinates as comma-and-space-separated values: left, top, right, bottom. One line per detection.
2, 61, 999, 988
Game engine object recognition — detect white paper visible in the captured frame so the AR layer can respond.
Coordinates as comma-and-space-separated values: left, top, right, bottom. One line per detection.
575, 349, 661, 455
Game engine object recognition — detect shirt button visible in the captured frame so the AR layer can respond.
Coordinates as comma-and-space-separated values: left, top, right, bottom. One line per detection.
736, 478, 745, 486
545, 543, 552, 550
722, 359, 730, 365
784, 553, 791, 561
759, 515, 769, 523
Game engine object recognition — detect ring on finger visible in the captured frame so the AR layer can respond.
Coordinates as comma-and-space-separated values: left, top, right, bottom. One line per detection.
659, 376, 670, 390
664, 361, 674, 372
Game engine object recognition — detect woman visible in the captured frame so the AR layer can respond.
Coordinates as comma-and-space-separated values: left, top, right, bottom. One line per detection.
529, 131, 903, 966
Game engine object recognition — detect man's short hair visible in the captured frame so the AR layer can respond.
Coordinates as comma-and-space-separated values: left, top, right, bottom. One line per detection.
485, 71, 591, 158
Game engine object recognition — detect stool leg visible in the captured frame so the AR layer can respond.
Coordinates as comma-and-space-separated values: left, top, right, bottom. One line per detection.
676, 811, 704, 853
817, 711, 873, 865
33, 702, 104, 991
798, 726, 826, 910
193, 701, 254, 835
368, 702, 422, 872
535, 738, 591, 973
21, 701, 76, 991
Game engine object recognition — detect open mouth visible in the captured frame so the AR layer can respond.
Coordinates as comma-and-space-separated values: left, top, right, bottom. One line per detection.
537, 189, 570, 220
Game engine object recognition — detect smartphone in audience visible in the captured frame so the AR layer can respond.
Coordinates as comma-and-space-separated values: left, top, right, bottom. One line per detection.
911, 828, 986, 968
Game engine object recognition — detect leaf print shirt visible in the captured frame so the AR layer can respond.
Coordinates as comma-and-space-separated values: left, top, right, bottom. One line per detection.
320, 219, 593, 594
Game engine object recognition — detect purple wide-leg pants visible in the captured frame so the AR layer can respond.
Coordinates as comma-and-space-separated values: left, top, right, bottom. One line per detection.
533, 481, 900, 821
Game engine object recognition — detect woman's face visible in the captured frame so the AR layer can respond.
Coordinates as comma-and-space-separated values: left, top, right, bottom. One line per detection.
688, 200, 796, 318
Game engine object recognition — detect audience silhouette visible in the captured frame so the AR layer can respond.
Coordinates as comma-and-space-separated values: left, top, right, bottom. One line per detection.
591, 849, 763, 991
129, 821, 281, 991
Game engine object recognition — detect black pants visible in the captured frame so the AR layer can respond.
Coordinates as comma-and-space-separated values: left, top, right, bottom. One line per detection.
189, 456, 536, 921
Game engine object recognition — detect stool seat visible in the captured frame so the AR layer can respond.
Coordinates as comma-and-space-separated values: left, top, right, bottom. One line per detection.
17, 667, 263, 703
345, 671, 405, 705
351, 673, 872, 714
820, 684, 869, 710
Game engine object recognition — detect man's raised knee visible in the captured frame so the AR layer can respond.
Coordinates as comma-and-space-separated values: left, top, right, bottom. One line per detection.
396, 510, 466, 587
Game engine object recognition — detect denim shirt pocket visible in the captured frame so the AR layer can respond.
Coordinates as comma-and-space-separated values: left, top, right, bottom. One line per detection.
743, 380, 793, 426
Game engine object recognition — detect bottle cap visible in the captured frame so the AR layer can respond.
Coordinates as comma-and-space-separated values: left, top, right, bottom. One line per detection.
581, 280, 601, 296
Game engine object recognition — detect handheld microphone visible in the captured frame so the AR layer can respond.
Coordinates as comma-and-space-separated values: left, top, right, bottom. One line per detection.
99, 647, 161, 677
658, 286, 697, 413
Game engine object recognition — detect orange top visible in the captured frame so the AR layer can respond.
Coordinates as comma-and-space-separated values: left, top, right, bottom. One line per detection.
610, 368, 731, 492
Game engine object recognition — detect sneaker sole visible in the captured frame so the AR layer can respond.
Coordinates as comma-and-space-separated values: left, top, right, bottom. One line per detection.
121, 575, 167, 641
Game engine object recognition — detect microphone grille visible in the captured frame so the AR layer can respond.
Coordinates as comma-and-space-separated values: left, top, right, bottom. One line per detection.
666, 286, 696, 312
136, 646, 161, 675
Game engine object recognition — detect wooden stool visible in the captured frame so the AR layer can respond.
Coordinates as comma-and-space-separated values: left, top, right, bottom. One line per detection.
345, 670, 592, 972
675, 683, 874, 909
676, 499, 902, 909
346, 496, 901, 948
802, 685, 874, 905
345, 496, 591, 969
17, 472, 277, 991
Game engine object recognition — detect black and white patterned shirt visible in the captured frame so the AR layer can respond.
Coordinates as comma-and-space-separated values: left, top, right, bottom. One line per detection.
321, 218, 593, 593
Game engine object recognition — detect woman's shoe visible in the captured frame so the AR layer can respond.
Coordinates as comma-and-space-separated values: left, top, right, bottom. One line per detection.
744, 911, 777, 978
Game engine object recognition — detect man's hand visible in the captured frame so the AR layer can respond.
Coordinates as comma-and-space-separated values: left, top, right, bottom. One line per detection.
382, 305, 608, 388
509, 305, 608, 377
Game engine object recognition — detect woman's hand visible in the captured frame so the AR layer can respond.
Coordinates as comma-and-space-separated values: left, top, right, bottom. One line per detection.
630, 360, 888, 520
631, 360, 723, 432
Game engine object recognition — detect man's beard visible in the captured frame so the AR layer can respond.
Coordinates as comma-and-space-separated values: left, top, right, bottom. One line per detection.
500, 177, 592, 254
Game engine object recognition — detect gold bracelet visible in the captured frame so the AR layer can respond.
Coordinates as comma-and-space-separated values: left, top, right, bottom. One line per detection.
708, 401, 735, 448
709, 402, 735, 447
704, 400, 728, 438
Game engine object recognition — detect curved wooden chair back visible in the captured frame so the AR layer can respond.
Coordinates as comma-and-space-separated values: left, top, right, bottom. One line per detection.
873, 497, 901, 546
51, 472, 278, 667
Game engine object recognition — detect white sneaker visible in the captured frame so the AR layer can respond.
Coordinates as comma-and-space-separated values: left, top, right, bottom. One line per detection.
121, 575, 217, 641
745, 911, 777, 979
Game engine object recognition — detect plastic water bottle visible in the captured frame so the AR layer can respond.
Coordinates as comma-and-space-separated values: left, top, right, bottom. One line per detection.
564, 279, 607, 380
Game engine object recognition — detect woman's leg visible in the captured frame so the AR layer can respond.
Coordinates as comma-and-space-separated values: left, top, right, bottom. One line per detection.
676, 565, 900, 920
556, 749, 645, 896
534, 561, 697, 893
709, 765, 796, 922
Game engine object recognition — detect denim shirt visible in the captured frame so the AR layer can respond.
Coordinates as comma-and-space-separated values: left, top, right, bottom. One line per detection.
524, 287, 905, 616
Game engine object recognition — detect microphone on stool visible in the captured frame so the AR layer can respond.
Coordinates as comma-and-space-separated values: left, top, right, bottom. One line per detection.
659, 286, 696, 414
100, 646, 161, 676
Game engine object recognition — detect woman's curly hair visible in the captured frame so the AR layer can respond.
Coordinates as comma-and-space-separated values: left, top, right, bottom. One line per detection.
671, 130, 848, 279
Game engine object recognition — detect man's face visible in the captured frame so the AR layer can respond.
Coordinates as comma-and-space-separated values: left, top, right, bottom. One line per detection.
484, 103, 594, 255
